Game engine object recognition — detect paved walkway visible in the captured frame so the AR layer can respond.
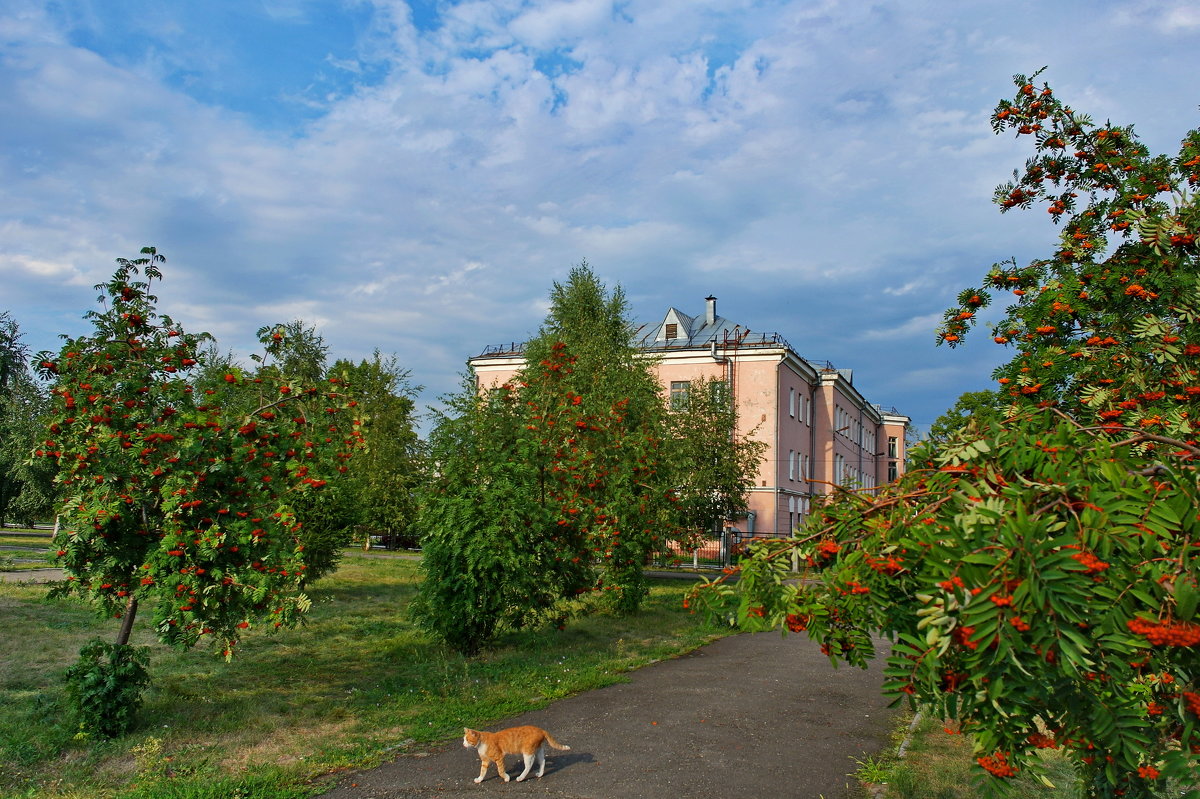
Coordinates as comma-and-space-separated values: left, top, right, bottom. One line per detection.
0, 567, 61, 583
316, 632, 898, 799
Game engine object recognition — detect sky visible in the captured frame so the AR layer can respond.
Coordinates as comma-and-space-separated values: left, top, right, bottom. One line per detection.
2, 0, 1198, 434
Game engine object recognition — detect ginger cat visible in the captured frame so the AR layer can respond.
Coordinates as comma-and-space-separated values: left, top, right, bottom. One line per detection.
462, 725, 571, 783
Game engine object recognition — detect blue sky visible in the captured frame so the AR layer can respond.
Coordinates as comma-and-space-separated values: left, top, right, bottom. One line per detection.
2, 0, 1198, 433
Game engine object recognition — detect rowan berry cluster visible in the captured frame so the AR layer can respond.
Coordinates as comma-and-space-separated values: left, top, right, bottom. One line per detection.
1026, 732, 1058, 749
1127, 617, 1200, 646
1070, 550, 1110, 575
785, 613, 809, 632
977, 752, 1016, 778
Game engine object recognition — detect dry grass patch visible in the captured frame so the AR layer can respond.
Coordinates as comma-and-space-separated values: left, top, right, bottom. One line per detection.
218, 720, 357, 770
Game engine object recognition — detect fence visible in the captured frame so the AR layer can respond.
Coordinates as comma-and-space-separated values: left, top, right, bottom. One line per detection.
652, 529, 769, 570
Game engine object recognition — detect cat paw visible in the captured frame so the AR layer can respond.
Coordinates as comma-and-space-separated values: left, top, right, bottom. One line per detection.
473, 777, 484, 784
516, 776, 526, 782
502, 775, 510, 782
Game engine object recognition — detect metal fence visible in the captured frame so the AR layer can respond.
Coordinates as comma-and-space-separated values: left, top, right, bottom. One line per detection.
652, 530, 769, 570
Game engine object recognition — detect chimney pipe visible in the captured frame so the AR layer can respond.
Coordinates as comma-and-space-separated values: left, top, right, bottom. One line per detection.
705, 295, 717, 327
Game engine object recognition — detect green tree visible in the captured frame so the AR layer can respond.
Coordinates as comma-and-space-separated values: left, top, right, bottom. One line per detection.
705, 73, 1200, 798
923, 389, 1002, 446
248, 320, 349, 582
412, 372, 579, 655
255, 319, 329, 384
519, 264, 681, 613
416, 264, 697, 652
664, 376, 765, 543
36, 249, 363, 736
0, 311, 25, 393
0, 312, 56, 526
333, 351, 423, 549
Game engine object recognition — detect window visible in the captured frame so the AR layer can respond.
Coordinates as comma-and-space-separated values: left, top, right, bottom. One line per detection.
670, 380, 690, 409
888, 462, 898, 482
789, 387, 795, 417
788, 449, 795, 480
665, 323, 678, 339
804, 396, 811, 425
888, 436, 898, 459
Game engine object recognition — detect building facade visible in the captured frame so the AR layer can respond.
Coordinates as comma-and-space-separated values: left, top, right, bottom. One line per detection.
470, 296, 910, 538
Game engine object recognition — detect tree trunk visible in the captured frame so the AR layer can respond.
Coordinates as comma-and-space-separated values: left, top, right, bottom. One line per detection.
114, 595, 139, 646
0, 474, 9, 529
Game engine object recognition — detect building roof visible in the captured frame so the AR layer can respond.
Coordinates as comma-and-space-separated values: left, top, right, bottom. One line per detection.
470, 296, 907, 421
635, 298, 798, 354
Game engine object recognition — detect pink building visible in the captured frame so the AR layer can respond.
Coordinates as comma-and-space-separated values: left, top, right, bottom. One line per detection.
470, 296, 910, 538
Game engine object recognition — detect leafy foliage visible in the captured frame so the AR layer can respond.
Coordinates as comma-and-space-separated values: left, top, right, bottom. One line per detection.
412, 373, 578, 655
330, 352, 423, 549
519, 265, 682, 614
35, 248, 364, 661
417, 264, 764, 651
0, 312, 56, 525
924, 390, 1003, 446
63, 639, 151, 739
665, 376, 766, 541
702, 73, 1200, 798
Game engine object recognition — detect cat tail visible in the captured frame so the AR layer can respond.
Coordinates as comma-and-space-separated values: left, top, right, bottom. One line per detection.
543, 732, 570, 751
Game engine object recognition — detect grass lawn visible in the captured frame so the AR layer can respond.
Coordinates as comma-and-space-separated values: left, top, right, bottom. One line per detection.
0, 555, 735, 799
860, 713, 1086, 799
0, 535, 51, 546
1, 532, 53, 572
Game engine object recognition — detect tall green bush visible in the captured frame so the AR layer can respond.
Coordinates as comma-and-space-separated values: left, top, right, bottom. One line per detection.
412, 373, 573, 655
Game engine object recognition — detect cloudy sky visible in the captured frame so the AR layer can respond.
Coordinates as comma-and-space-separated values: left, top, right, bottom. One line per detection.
2, 0, 1198, 432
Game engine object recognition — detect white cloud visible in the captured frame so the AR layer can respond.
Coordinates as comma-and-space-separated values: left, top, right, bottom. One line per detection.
509, 0, 612, 49
1, 0, 1196, 429
859, 313, 946, 342
0, 252, 86, 283
1115, 0, 1200, 32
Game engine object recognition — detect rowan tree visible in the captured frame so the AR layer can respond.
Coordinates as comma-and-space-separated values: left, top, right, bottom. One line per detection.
518, 265, 682, 614
35, 248, 363, 735
250, 321, 355, 582
417, 264, 750, 652
701, 73, 1200, 798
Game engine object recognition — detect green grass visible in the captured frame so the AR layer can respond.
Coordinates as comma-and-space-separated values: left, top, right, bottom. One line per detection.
0, 559, 54, 573
864, 714, 1085, 799
0, 556, 734, 799
0, 531, 53, 572
0, 535, 51, 546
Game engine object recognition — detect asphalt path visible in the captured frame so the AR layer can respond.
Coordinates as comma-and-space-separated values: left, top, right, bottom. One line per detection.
316, 631, 898, 799
0, 567, 62, 583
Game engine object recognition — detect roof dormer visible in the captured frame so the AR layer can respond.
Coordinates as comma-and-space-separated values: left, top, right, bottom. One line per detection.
657, 307, 694, 342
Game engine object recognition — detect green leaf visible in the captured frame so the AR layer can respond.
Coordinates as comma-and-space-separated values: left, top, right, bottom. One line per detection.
1177, 582, 1199, 621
